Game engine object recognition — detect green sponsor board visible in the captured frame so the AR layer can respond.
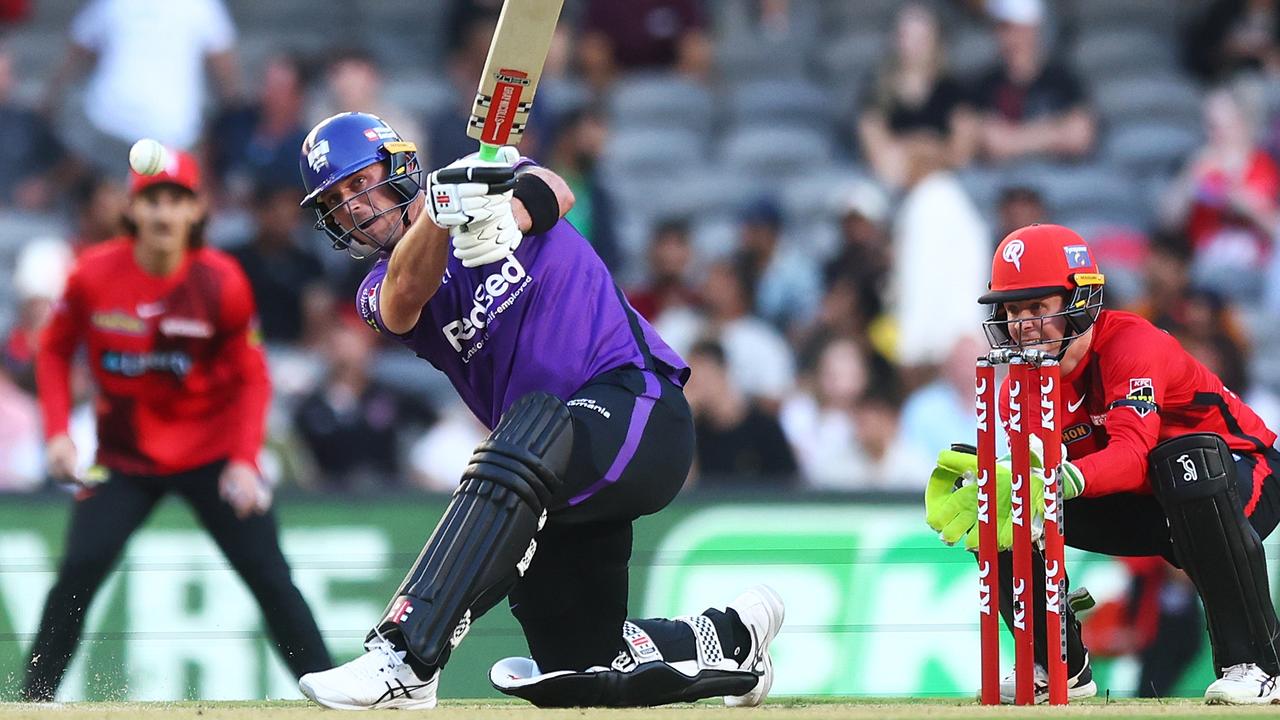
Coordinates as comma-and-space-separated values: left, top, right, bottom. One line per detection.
0, 493, 1259, 701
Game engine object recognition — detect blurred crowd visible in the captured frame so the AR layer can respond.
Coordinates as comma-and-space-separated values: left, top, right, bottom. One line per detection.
1, 0, 1280, 495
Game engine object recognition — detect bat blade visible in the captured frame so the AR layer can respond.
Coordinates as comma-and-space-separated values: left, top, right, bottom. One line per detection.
467, 0, 565, 153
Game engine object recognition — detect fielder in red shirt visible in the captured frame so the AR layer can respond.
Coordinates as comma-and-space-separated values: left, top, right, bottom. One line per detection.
927, 224, 1280, 705
22, 150, 331, 701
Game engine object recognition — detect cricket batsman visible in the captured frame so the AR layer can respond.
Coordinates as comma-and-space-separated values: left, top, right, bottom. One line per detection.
926, 223, 1280, 704
292, 111, 783, 710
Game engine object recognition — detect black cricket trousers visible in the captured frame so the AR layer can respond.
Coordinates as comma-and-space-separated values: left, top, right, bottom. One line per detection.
22, 460, 331, 700
507, 365, 703, 672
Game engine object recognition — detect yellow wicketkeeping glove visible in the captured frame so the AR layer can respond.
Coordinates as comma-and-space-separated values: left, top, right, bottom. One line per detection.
924, 444, 1046, 552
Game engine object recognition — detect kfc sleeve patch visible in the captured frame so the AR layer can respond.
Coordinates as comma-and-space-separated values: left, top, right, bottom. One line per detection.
1111, 377, 1157, 417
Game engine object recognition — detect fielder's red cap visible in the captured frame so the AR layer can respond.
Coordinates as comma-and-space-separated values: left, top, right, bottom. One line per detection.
978, 223, 1105, 304
129, 148, 202, 196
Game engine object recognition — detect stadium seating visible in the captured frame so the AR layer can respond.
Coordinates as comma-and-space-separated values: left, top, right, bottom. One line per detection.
720, 125, 837, 180
606, 75, 715, 137
726, 79, 837, 134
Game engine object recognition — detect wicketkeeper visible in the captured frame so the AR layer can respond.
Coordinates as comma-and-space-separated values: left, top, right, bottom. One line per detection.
926, 224, 1280, 704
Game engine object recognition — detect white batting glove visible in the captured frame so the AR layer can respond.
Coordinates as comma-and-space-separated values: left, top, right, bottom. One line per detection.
425, 147, 524, 268
425, 146, 520, 228
451, 202, 521, 267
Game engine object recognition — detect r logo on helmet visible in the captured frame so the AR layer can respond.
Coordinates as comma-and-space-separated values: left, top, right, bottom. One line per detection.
1002, 238, 1025, 271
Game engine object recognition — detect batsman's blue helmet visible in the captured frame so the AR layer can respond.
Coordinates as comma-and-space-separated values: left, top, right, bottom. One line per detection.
299, 112, 421, 257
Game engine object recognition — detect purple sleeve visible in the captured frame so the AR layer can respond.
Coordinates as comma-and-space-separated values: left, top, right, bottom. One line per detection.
355, 259, 404, 336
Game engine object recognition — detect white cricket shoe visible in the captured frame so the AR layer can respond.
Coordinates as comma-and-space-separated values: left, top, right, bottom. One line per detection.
299, 636, 438, 710
723, 584, 786, 707
998, 652, 1097, 704
1204, 663, 1280, 705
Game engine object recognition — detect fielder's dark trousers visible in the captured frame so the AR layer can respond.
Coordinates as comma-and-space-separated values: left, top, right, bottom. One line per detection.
998, 449, 1280, 677
507, 367, 748, 672
1136, 575, 1204, 697
22, 460, 331, 701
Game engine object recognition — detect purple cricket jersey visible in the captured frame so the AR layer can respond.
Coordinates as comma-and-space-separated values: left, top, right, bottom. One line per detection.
356, 219, 688, 429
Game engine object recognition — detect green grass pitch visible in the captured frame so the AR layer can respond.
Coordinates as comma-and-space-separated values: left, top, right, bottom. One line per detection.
0, 697, 1277, 719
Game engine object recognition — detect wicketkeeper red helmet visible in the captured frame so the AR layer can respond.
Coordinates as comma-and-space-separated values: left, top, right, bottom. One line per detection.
979, 224, 1105, 353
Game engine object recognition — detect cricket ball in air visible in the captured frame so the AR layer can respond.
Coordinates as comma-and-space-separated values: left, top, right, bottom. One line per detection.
129, 138, 168, 176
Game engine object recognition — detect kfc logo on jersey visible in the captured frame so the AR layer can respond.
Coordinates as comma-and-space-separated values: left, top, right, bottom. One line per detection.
306, 139, 330, 172
1002, 238, 1025, 271
1125, 377, 1156, 417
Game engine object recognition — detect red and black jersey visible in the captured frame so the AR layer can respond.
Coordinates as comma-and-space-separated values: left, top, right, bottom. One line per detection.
1000, 310, 1277, 508
37, 238, 269, 476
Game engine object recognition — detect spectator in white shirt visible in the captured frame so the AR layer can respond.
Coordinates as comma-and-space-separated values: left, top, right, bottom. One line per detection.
890, 148, 990, 375
46, 0, 240, 167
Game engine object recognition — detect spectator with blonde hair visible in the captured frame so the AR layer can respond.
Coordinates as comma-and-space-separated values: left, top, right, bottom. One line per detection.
857, 2, 979, 189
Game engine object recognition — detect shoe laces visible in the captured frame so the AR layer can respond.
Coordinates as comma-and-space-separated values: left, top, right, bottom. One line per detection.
358, 631, 406, 679
1221, 663, 1262, 682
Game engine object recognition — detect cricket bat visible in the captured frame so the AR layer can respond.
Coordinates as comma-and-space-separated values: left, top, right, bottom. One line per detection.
466, 0, 565, 162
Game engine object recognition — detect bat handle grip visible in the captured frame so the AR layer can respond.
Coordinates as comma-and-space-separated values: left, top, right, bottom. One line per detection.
478, 142, 501, 162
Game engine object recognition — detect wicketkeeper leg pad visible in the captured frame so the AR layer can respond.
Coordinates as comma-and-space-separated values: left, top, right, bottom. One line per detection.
370, 392, 573, 673
1148, 433, 1280, 675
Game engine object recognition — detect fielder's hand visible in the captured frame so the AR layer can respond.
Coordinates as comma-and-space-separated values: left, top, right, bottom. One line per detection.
426, 146, 523, 268
45, 433, 79, 484
219, 460, 272, 519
